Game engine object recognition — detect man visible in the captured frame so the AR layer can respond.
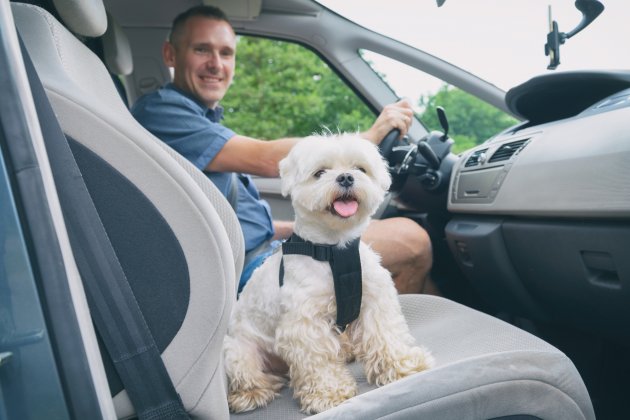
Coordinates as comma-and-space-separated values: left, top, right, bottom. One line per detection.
132, 5, 435, 294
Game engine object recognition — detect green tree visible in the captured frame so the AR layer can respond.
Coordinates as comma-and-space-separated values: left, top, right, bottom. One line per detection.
223, 37, 517, 154
222, 37, 375, 139
419, 85, 518, 153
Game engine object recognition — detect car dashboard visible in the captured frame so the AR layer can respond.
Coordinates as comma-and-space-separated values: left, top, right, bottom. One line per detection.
444, 71, 630, 343
450, 71, 630, 216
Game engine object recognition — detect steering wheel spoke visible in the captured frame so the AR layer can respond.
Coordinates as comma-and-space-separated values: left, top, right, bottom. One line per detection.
378, 129, 412, 192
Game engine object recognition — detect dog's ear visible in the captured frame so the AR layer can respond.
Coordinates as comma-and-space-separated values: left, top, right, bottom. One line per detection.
279, 155, 294, 197
376, 155, 393, 192
350, 135, 392, 192
280, 136, 318, 197
364, 141, 392, 192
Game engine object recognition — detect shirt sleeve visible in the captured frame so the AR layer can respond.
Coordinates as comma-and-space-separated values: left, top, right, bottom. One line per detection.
131, 92, 235, 171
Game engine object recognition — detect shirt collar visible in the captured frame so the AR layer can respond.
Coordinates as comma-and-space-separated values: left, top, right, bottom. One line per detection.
164, 83, 224, 123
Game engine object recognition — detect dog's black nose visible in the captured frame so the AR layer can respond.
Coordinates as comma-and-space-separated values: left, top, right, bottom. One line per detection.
336, 173, 354, 188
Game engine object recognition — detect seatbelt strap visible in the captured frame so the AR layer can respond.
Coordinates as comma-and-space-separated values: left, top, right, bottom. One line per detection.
18, 34, 189, 420
279, 234, 362, 331
227, 173, 239, 211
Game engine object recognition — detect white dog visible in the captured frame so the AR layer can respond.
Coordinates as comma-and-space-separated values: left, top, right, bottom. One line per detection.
224, 134, 433, 414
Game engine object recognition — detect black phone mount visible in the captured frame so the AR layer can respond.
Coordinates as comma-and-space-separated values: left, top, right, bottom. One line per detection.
545, 0, 604, 70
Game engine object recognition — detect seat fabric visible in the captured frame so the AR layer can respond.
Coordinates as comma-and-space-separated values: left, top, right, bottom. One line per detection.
232, 295, 594, 419
12, 1, 594, 419
101, 11, 133, 76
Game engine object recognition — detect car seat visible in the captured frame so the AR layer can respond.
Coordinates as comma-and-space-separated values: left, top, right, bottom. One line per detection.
10, 0, 595, 419
100, 11, 133, 106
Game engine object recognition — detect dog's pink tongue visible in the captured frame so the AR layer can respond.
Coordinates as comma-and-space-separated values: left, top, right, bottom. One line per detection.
333, 200, 358, 217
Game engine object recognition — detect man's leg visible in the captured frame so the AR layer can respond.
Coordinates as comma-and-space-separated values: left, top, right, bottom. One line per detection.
363, 217, 438, 295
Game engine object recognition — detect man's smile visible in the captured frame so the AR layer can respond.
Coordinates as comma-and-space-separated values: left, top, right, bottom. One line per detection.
199, 75, 222, 84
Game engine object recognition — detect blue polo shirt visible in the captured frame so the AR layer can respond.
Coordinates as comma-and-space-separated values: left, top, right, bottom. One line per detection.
131, 83, 274, 253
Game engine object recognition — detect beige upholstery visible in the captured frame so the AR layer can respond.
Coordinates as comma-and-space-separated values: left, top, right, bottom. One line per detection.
102, 11, 133, 76
232, 295, 594, 419
51, 0, 107, 36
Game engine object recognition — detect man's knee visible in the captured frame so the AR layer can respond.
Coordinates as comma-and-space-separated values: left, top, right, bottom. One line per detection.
391, 218, 432, 268
365, 217, 433, 273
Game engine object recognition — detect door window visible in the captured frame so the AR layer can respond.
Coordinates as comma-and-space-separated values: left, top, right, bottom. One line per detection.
221, 36, 376, 139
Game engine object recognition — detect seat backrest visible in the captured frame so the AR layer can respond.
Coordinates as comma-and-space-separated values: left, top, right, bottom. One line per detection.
101, 11, 133, 77
100, 11, 133, 106
12, 2, 244, 419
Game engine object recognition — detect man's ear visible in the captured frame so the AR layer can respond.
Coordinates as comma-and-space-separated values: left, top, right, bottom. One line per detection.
162, 41, 176, 67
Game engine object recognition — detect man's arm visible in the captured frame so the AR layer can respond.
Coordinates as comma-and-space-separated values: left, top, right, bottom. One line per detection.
205, 99, 414, 177
205, 134, 299, 177
272, 220, 294, 240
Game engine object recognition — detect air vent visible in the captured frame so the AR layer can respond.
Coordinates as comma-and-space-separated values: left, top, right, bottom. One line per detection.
488, 139, 529, 163
464, 148, 488, 167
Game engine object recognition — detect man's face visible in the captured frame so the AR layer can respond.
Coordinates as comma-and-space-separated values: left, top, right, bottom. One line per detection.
164, 16, 236, 109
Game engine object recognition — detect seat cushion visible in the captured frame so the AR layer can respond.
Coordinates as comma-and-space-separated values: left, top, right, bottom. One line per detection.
230, 295, 594, 420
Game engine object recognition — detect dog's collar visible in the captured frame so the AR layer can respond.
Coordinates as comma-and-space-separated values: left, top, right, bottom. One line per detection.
279, 233, 362, 332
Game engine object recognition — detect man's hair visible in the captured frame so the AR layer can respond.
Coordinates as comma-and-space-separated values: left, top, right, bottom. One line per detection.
169, 5, 232, 45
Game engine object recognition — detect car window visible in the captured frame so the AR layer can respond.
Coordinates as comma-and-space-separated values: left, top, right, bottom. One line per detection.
221, 36, 376, 140
360, 50, 518, 153
0, 149, 70, 419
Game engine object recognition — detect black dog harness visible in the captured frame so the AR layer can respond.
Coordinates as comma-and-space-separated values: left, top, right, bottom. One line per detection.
279, 233, 362, 331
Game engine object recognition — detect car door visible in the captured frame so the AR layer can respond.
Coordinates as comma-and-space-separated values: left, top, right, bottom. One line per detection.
0, 3, 110, 418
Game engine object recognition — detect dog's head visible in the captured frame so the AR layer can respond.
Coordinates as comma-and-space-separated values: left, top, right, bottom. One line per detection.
279, 134, 391, 242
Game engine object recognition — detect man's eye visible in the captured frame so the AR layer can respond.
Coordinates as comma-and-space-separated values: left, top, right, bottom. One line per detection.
194, 47, 210, 54
314, 169, 326, 178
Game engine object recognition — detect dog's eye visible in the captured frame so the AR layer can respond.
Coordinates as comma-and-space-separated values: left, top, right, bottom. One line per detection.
313, 169, 326, 178
356, 167, 367, 173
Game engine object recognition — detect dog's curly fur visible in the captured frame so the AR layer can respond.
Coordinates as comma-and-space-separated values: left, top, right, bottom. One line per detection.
224, 134, 433, 414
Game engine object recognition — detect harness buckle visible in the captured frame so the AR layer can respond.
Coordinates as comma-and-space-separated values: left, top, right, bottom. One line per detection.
311, 245, 332, 261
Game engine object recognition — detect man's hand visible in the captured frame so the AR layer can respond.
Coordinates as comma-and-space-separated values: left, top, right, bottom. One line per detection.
361, 99, 414, 145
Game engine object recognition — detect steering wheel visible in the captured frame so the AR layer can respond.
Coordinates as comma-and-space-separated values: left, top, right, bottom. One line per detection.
378, 128, 401, 160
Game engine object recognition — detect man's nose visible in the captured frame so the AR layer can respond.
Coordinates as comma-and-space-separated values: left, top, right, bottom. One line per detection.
205, 52, 221, 68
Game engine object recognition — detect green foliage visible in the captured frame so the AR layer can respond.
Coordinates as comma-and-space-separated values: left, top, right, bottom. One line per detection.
418, 84, 518, 154
222, 37, 375, 139
222, 37, 518, 153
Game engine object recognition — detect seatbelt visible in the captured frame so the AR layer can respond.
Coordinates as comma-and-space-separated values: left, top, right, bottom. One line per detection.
227, 172, 240, 210
19, 35, 189, 420
279, 234, 362, 331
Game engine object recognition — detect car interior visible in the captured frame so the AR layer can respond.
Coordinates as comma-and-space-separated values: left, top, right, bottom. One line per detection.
1, 0, 628, 419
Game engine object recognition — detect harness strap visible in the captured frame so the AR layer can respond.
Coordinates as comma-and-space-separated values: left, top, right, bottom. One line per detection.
279, 234, 362, 331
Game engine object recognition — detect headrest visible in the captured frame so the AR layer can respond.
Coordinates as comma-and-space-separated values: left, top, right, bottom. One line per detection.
102, 12, 133, 76
51, 0, 107, 37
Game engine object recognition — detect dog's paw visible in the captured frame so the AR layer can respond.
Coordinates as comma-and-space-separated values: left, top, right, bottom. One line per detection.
298, 384, 357, 414
227, 374, 285, 413
368, 346, 434, 386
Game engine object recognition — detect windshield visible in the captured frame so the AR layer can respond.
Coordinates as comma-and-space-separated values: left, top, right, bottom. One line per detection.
317, 0, 630, 94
